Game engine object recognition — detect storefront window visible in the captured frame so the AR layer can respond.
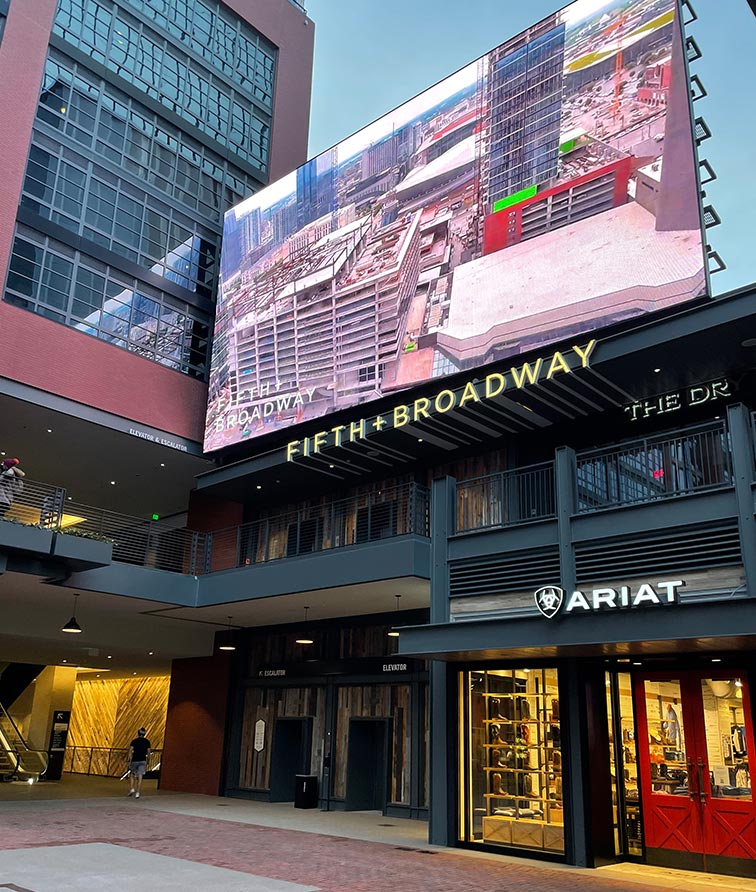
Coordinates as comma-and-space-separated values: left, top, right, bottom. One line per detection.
606, 672, 641, 856
642, 680, 689, 797
459, 668, 564, 853
701, 677, 751, 800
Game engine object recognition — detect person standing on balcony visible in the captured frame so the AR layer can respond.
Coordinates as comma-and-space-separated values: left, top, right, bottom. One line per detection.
0, 458, 25, 518
127, 727, 151, 799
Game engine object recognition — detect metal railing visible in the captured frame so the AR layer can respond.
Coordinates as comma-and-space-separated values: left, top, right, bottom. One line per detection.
456, 462, 556, 533
63, 745, 162, 778
576, 420, 733, 513
64, 500, 210, 574
0, 703, 48, 780
0, 477, 66, 528
205, 482, 431, 572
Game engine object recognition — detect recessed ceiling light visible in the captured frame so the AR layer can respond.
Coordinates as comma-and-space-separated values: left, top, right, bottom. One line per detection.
712, 658, 721, 663
107, 655, 112, 659
632, 661, 642, 666
47, 428, 53, 433
110, 480, 116, 485
160, 463, 165, 467
653, 368, 661, 373
61, 659, 67, 663
329, 464, 335, 468
67, 496, 72, 501
133, 671, 137, 675
417, 438, 423, 442
256, 484, 262, 490
148, 651, 153, 655
0, 452, 5, 456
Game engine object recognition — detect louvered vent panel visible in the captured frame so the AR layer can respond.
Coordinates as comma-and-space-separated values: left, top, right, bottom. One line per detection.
450, 549, 560, 598
575, 523, 741, 583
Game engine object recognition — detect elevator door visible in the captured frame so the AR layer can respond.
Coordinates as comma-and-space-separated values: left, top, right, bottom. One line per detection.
635, 671, 756, 876
269, 717, 312, 802
344, 718, 390, 812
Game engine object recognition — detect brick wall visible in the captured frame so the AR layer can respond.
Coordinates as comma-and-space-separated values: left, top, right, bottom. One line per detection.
161, 654, 231, 796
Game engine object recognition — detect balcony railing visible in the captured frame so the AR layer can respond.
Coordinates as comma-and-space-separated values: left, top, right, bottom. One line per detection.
64, 500, 209, 574
205, 482, 430, 572
456, 462, 556, 533
63, 745, 162, 778
576, 420, 733, 513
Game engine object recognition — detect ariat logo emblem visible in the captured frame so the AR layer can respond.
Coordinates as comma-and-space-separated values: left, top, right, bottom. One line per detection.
534, 586, 564, 619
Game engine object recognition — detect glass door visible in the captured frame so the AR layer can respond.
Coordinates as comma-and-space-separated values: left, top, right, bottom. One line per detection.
634, 671, 756, 876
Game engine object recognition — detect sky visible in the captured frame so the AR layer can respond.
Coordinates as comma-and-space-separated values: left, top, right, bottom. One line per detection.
303, 0, 756, 297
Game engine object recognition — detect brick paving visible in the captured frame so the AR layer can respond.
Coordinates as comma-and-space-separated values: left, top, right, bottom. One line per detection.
0, 800, 655, 892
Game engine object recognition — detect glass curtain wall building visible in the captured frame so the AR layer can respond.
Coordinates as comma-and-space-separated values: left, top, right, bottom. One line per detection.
3, 0, 280, 380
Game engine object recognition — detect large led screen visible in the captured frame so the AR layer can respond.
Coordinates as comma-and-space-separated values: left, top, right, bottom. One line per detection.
205, 0, 706, 451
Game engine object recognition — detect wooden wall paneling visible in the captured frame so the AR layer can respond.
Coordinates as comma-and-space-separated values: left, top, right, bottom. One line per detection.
238, 685, 325, 791
112, 676, 171, 749
67, 679, 119, 748
332, 684, 411, 805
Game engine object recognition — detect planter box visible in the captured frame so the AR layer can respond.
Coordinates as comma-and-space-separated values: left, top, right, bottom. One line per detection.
52, 533, 113, 568
0, 521, 54, 554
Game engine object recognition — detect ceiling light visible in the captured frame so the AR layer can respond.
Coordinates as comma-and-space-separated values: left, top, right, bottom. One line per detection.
329, 464, 335, 469
110, 480, 116, 485
388, 594, 401, 637
632, 661, 642, 666
735, 679, 743, 688
296, 606, 314, 645
256, 484, 262, 490
653, 368, 661, 373
47, 428, 53, 433
219, 615, 236, 651
712, 658, 721, 663
61, 659, 67, 663
62, 594, 83, 634
160, 463, 165, 467
148, 651, 153, 656
107, 655, 112, 660
133, 672, 137, 676
417, 438, 423, 442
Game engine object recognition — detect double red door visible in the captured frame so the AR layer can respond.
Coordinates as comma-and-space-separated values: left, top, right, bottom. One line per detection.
634, 671, 756, 875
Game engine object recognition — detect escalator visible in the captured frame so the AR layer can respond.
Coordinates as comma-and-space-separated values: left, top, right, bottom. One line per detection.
0, 702, 48, 782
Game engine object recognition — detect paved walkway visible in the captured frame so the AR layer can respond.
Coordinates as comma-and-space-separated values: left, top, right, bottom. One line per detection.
1, 777, 756, 892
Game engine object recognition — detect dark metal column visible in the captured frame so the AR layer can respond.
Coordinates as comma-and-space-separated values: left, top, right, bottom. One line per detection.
727, 403, 756, 598
555, 446, 577, 594
428, 476, 456, 844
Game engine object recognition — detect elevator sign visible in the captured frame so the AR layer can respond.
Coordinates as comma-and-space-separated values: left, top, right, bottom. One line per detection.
534, 579, 685, 619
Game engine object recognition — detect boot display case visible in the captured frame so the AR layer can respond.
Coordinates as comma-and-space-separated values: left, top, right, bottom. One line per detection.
461, 668, 564, 853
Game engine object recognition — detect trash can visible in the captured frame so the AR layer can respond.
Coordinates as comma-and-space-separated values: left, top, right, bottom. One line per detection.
294, 774, 318, 809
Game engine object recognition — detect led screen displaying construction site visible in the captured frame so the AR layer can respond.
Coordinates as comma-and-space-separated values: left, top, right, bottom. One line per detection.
205, 0, 706, 451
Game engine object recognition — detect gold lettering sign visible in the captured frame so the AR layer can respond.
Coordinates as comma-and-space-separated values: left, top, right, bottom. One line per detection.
287, 341, 596, 460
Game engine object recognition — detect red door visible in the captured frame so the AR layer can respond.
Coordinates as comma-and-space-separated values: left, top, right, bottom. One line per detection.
634, 671, 756, 875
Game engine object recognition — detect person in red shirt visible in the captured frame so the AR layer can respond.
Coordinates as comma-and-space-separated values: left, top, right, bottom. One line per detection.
127, 727, 151, 799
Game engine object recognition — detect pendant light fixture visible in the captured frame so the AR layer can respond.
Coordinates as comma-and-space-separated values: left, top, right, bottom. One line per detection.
62, 593, 83, 634
295, 606, 314, 645
218, 615, 236, 651
387, 594, 401, 637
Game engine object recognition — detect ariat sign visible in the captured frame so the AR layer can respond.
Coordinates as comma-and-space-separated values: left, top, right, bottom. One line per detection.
287, 340, 596, 461
534, 580, 685, 619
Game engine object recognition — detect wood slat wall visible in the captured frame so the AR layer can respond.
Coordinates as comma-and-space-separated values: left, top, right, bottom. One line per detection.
239, 685, 326, 790
67, 675, 170, 751
333, 683, 411, 804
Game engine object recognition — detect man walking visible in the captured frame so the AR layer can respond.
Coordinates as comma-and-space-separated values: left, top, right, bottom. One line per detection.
127, 727, 151, 799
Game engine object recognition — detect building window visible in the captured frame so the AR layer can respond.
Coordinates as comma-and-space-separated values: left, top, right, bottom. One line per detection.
0, 0, 8, 46
459, 667, 564, 854
53, 0, 274, 172
21, 135, 218, 295
35, 52, 259, 216
5, 227, 210, 379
